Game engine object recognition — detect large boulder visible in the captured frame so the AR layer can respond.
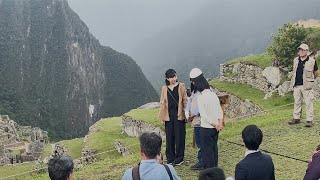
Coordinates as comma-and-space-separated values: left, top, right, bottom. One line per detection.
278, 81, 293, 96
262, 66, 282, 86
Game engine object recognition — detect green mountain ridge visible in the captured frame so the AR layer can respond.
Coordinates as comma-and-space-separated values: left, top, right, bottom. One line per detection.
0, 0, 158, 140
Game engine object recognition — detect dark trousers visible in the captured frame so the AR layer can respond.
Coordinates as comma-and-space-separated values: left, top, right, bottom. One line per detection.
165, 118, 186, 163
200, 127, 219, 168
194, 127, 203, 166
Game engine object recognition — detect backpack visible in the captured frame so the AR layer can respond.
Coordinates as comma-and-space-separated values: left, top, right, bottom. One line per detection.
132, 163, 173, 180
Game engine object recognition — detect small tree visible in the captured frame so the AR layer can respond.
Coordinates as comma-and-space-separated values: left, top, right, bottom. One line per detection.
305, 28, 320, 54
268, 23, 307, 68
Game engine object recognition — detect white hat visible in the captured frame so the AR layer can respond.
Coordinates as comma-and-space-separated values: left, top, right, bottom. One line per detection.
298, 43, 309, 50
190, 68, 203, 79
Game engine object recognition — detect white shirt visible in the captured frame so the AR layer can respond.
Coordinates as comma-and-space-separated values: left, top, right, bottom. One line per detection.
245, 150, 260, 157
197, 89, 223, 128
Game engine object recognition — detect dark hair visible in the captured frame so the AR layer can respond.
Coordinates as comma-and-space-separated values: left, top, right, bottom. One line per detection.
242, 125, 263, 150
192, 74, 210, 92
139, 132, 162, 159
316, 144, 320, 151
187, 88, 192, 97
190, 83, 199, 93
199, 167, 226, 180
165, 69, 177, 86
48, 155, 74, 180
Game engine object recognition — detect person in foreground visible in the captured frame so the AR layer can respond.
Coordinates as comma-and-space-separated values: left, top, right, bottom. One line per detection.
48, 155, 74, 180
303, 144, 320, 180
123, 132, 180, 180
199, 167, 226, 180
235, 125, 275, 180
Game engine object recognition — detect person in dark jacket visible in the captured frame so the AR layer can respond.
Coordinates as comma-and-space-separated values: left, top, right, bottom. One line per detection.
303, 144, 320, 180
235, 125, 275, 180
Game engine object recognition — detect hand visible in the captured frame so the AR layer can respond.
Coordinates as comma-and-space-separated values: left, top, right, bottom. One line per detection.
212, 121, 223, 131
212, 122, 220, 130
156, 153, 163, 164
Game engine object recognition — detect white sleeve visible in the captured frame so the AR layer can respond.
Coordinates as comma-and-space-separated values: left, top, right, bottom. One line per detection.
198, 95, 210, 124
213, 94, 223, 120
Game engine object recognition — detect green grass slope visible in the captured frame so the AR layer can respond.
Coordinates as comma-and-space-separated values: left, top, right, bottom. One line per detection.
3, 79, 320, 180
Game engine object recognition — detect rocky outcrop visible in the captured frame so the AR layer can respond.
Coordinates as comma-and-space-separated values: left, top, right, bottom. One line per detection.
262, 67, 283, 86
114, 140, 132, 157
219, 94, 263, 119
122, 116, 165, 139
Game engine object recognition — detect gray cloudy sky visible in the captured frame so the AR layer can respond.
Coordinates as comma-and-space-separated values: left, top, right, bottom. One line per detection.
68, 0, 211, 54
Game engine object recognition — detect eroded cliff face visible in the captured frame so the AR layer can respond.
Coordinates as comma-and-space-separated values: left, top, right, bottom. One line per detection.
0, 0, 158, 139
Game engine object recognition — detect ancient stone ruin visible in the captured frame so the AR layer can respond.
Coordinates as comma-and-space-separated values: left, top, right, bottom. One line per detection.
122, 115, 165, 139
0, 115, 48, 166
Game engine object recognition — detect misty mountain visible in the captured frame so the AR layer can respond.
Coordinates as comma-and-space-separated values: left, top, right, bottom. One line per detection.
0, 0, 158, 140
130, 0, 320, 91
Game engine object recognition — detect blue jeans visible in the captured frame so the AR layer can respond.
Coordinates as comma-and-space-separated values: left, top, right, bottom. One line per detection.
194, 127, 204, 166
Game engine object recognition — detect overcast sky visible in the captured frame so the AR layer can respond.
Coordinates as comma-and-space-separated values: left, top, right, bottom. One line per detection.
68, 0, 211, 54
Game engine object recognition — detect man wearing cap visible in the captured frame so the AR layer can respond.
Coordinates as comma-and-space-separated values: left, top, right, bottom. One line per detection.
289, 43, 318, 127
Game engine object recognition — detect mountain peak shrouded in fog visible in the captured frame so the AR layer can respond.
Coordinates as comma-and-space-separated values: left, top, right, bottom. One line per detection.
68, 0, 320, 91
0, 0, 158, 140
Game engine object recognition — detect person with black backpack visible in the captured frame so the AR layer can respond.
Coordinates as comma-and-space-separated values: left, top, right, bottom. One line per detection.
122, 132, 180, 180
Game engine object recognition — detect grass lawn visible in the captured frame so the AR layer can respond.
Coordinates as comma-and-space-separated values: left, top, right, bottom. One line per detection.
0, 162, 35, 179
58, 138, 84, 159
84, 117, 128, 159
225, 53, 272, 68
4, 81, 320, 180
124, 108, 163, 130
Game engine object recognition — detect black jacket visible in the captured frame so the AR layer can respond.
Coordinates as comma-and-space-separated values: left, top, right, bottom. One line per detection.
235, 151, 275, 180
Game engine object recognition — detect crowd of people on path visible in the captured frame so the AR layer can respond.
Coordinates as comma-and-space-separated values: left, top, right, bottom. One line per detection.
45, 43, 320, 180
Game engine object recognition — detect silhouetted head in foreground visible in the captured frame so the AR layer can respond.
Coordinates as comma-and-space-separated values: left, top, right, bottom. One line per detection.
199, 167, 226, 180
48, 155, 74, 180
242, 125, 263, 151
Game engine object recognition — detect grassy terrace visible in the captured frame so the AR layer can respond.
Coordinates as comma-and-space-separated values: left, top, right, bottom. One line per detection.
4, 80, 320, 180
225, 53, 272, 68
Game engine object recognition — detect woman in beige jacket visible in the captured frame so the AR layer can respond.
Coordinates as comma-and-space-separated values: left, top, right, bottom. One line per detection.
159, 69, 188, 165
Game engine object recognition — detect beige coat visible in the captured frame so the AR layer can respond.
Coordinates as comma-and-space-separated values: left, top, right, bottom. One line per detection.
158, 83, 188, 122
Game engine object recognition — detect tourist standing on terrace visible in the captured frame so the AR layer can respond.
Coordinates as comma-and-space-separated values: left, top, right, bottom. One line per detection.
159, 69, 188, 166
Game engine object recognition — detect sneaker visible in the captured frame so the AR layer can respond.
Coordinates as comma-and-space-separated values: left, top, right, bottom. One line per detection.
167, 161, 174, 165
288, 119, 301, 125
173, 160, 184, 166
305, 121, 313, 127
190, 163, 204, 170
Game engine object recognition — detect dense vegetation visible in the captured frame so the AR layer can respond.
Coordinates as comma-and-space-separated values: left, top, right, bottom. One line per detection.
268, 23, 320, 67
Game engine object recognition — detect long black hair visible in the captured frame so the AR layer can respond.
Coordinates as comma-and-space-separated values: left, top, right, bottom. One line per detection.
190, 83, 198, 93
165, 69, 177, 86
191, 74, 210, 92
